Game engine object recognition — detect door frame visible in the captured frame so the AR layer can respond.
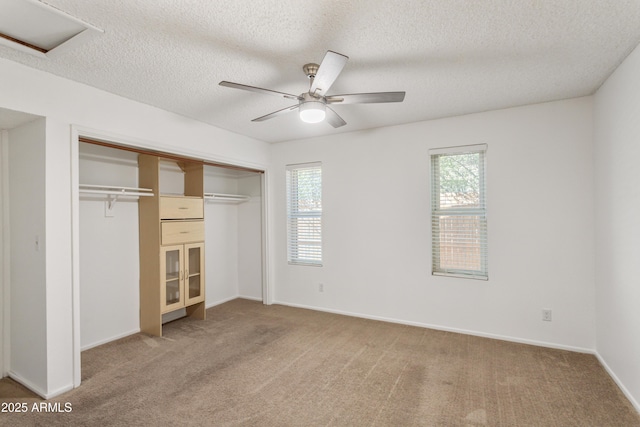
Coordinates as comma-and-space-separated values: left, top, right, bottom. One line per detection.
0, 130, 9, 378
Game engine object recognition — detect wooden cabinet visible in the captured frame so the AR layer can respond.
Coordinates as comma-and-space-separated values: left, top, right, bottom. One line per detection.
184, 243, 205, 305
160, 242, 205, 313
138, 154, 206, 336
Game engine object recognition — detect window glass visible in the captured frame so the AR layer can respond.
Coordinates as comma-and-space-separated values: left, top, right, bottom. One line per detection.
286, 163, 322, 265
430, 146, 487, 279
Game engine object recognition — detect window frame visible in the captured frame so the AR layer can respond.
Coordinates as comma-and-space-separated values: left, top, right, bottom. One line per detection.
286, 162, 323, 266
430, 144, 488, 280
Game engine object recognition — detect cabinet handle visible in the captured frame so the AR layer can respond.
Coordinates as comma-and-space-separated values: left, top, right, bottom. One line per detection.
180, 231, 189, 234
178, 207, 188, 210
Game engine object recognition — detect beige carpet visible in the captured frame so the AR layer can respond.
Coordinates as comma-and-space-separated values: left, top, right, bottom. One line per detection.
1, 298, 638, 426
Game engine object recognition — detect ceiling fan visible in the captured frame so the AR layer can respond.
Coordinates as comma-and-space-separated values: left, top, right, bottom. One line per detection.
219, 51, 405, 128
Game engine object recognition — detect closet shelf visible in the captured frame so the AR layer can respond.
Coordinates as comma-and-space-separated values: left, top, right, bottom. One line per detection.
204, 192, 250, 203
79, 184, 154, 209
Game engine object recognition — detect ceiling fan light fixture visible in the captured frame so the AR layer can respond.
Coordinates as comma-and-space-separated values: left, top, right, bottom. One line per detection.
219, 51, 404, 129
299, 101, 326, 123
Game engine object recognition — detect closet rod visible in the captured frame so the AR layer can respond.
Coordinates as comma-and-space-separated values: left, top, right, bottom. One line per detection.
79, 185, 154, 210
79, 189, 154, 197
80, 184, 154, 193
204, 192, 250, 203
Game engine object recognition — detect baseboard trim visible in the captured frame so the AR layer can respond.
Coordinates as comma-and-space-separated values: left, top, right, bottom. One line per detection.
8, 371, 47, 398
206, 294, 264, 308
206, 295, 241, 309
8, 371, 73, 400
81, 328, 140, 352
237, 294, 263, 302
41, 383, 74, 400
273, 300, 594, 354
594, 351, 640, 413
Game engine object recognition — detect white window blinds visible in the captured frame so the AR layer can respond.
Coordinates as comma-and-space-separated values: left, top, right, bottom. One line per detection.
286, 162, 322, 265
430, 145, 487, 279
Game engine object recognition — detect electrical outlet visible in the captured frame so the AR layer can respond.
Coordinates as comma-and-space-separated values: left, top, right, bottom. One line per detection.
542, 309, 552, 322
318, 283, 324, 292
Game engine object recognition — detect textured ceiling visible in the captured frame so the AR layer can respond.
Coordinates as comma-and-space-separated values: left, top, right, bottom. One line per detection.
2, 1, 640, 143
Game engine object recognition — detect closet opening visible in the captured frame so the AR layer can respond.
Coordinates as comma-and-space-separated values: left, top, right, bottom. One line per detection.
77, 139, 265, 351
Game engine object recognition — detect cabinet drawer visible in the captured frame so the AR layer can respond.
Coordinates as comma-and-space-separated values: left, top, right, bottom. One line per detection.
162, 221, 204, 245
160, 196, 203, 219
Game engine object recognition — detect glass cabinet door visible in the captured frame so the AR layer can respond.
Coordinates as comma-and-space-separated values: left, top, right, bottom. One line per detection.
185, 243, 205, 305
161, 245, 184, 312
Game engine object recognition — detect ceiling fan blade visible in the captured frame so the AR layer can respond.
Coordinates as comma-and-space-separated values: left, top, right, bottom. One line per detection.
219, 81, 300, 101
310, 51, 348, 95
325, 106, 346, 128
251, 104, 299, 122
326, 92, 406, 104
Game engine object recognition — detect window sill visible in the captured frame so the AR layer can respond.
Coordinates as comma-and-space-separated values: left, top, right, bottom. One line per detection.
432, 271, 488, 281
289, 261, 323, 267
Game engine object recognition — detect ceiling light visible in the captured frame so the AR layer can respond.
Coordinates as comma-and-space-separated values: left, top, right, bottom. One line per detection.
299, 101, 326, 123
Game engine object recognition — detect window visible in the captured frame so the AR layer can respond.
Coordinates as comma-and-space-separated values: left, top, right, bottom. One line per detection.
286, 162, 322, 265
430, 144, 487, 279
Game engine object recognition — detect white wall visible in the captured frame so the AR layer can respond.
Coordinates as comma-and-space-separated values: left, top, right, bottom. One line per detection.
79, 144, 140, 350
271, 97, 595, 351
594, 42, 640, 410
0, 57, 270, 397
204, 168, 263, 304
238, 174, 263, 300
205, 179, 239, 304
8, 118, 48, 394
44, 118, 75, 396
5, 116, 80, 396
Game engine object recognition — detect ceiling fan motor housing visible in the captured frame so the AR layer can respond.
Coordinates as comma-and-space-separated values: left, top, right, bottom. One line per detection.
303, 63, 319, 78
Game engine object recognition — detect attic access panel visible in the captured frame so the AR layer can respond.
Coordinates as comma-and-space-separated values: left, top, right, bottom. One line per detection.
0, 0, 102, 57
